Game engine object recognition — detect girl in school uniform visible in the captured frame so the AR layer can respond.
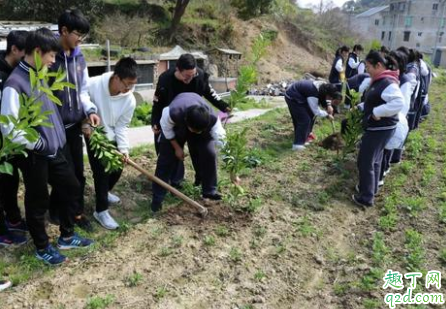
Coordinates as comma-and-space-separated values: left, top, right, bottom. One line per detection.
379, 50, 415, 184
346, 44, 364, 78
352, 51, 405, 207
329, 45, 350, 84
285, 80, 342, 151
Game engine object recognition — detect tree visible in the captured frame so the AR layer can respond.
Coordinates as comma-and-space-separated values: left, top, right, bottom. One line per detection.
231, 0, 274, 19
0, 0, 103, 22
168, 0, 190, 42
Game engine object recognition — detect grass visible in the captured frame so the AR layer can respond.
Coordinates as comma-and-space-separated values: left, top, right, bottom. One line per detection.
85, 295, 115, 309
404, 229, 425, 273
125, 271, 143, 287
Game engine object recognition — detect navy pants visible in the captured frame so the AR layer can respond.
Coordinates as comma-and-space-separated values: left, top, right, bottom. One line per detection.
285, 97, 315, 146
154, 131, 184, 186
152, 133, 217, 206
50, 124, 85, 217
19, 150, 78, 249
0, 157, 22, 225
357, 129, 395, 204
379, 149, 393, 181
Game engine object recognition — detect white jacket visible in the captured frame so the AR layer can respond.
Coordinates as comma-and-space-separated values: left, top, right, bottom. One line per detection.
88, 72, 136, 154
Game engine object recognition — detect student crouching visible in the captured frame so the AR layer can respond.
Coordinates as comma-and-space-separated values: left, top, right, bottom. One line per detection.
285, 80, 341, 151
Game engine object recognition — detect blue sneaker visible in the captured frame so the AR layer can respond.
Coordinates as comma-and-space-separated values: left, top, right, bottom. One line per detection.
6, 219, 28, 232
0, 233, 27, 246
35, 245, 67, 265
57, 233, 94, 250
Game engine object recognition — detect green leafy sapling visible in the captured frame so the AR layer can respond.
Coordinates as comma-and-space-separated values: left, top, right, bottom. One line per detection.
342, 89, 363, 157
88, 126, 124, 173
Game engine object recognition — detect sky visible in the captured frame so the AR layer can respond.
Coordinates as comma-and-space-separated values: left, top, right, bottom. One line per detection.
296, 0, 349, 9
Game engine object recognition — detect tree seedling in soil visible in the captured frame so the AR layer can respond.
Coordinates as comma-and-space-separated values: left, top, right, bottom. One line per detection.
215, 225, 229, 237
203, 235, 216, 246
341, 90, 363, 158
229, 247, 242, 262
154, 286, 168, 300
254, 269, 267, 281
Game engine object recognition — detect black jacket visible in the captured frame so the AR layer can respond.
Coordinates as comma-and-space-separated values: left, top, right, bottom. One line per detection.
152, 67, 228, 127
0, 51, 13, 94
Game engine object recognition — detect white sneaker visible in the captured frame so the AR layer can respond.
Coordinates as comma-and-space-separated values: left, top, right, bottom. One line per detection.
108, 192, 121, 204
93, 210, 119, 230
292, 144, 306, 151
383, 168, 391, 177
378, 180, 384, 187
0, 280, 12, 291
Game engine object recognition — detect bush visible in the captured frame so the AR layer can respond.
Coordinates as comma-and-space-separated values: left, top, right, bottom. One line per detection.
130, 102, 152, 127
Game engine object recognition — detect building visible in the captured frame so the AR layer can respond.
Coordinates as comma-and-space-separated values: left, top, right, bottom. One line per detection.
378, 0, 446, 55
354, 5, 390, 41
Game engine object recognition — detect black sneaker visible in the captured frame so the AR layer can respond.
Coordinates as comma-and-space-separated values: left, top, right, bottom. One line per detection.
351, 194, 373, 208
203, 193, 222, 201
74, 215, 94, 233
6, 219, 28, 232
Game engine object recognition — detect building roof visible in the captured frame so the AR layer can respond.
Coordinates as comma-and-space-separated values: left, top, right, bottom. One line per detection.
159, 45, 207, 60
208, 48, 242, 55
0, 21, 58, 38
355, 5, 389, 18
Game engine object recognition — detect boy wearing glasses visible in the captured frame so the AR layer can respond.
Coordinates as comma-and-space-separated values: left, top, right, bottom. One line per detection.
152, 53, 231, 190
83, 57, 137, 230
49, 9, 100, 232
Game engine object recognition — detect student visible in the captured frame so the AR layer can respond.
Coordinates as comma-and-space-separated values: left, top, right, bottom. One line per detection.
84, 57, 137, 230
357, 60, 366, 75
152, 53, 231, 188
329, 45, 349, 84
284, 80, 341, 151
352, 51, 405, 207
49, 9, 100, 231
0, 28, 93, 265
346, 44, 364, 78
419, 54, 432, 121
379, 50, 413, 184
0, 30, 29, 234
151, 92, 226, 212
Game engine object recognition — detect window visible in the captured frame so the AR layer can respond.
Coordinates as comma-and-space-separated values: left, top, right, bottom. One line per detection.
399, 2, 405, 11
439, 32, 444, 43
433, 3, 439, 10
404, 31, 411, 42
389, 31, 392, 41
405, 16, 413, 27
441, 18, 446, 28
381, 31, 386, 40
383, 17, 386, 25
375, 19, 379, 26
418, 32, 422, 37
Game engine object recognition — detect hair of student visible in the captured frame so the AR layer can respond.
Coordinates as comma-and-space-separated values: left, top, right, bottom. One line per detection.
6, 30, 28, 54
114, 57, 138, 80
389, 50, 408, 75
380, 45, 390, 55
319, 83, 342, 106
185, 105, 210, 131
365, 50, 398, 71
408, 49, 421, 63
58, 9, 90, 35
24, 28, 59, 56
396, 46, 410, 57
353, 44, 364, 52
335, 45, 350, 57
176, 53, 197, 71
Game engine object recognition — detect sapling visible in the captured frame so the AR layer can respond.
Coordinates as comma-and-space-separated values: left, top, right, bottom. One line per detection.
88, 126, 124, 172
341, 89, 363, 157
221, 34, 270, 196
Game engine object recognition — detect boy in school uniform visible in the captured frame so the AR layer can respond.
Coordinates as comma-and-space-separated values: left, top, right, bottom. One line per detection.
84, 57, 137, 230
151, 92, 226, 212
0, 30, 29, 238
0, 28, 93, 265
49, 9, 100, 231
152, 53, 231, 188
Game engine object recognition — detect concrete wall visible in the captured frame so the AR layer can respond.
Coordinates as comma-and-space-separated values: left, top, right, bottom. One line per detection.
380, 0, 446, 54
